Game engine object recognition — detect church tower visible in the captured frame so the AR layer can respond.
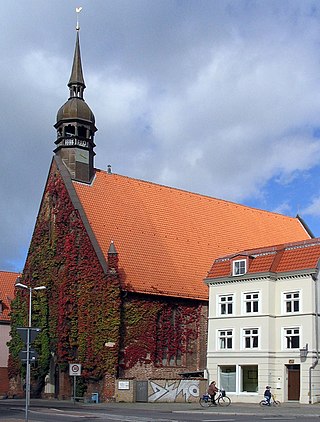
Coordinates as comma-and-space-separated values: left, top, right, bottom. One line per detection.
54, 25, 97, 184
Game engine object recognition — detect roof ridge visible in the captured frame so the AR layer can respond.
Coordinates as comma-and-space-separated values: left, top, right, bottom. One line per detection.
215, 238, 320, 262
0, 270, 20, 275
93, 169, 298, 220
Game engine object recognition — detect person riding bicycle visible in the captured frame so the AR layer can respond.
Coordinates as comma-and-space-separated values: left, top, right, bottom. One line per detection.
264, 386, 272, 406
208, 381, 219, 405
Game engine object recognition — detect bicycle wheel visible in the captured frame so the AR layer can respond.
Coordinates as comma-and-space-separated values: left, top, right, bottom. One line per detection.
218, 395, 231, 406
273, 400, 281, 406
259, 399, 267, 407
199, 397, 211, 407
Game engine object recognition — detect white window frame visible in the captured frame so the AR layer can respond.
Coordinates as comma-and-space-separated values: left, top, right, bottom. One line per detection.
217, 329, 234, 350
218, 364, 259, 395
233, 259, 247, 276
283, 327, 300, 350
242, 291, 260, 314
242, 328, 260, 349
282, 290, 301, 314
218, 294, 234, 316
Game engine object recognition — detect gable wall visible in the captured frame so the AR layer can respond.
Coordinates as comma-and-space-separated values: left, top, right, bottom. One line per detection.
8, 162, 122, 400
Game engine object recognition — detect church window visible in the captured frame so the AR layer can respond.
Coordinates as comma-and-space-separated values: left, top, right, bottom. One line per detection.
155, 307, 182, 367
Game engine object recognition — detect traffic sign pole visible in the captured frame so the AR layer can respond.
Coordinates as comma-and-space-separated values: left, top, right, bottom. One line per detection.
73, 376, 76, 405
69, 363, 81, 404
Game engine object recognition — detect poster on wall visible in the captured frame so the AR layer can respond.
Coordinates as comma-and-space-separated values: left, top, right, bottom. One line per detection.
118, 381, 130, 390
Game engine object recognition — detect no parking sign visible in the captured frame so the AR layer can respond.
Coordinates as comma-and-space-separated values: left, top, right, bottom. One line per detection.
69, 363, 82, 376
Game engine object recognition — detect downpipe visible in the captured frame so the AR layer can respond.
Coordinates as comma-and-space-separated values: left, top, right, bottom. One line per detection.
309, 260, 320, 404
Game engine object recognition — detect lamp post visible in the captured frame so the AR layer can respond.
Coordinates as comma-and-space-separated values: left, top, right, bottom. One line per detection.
15, 280, 46, 422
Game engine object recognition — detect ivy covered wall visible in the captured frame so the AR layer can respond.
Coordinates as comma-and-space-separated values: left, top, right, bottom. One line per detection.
8, 162, 122, 399
119, 294, 206, 380
8, 161, 207, 400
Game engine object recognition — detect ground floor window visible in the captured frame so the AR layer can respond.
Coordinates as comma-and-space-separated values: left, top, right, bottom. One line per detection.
241, 365, 258, 392
218, 364, 258, 394
219, 365, 236, 392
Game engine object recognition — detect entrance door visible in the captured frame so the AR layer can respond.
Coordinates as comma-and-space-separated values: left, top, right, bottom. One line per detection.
287, 364, 300, 401
135, 381, 148, 402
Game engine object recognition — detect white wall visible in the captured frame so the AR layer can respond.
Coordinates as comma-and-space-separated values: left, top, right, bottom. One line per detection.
0, 324, 10, 367
207, 273, 320, 404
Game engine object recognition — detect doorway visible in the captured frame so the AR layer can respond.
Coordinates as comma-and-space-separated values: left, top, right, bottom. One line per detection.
286, 364, 300, 401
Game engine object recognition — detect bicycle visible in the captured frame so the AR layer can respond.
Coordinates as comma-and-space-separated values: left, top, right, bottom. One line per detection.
259, 393, 280, 407
199, 390, 231, 407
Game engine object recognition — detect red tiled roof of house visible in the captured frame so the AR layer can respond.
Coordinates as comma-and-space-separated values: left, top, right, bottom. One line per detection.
73, 170, 311, 300
0, 271, 18, 322
206, 238, 320, 280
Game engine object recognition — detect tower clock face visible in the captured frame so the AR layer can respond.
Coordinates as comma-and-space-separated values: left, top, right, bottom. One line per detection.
76, 148, 89, 164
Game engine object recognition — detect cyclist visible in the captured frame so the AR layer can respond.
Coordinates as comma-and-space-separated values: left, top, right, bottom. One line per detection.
208, 381, 219, 405
264, 386, 272, 406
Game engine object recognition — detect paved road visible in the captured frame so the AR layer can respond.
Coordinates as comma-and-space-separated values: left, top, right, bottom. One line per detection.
1, 399, 320, 421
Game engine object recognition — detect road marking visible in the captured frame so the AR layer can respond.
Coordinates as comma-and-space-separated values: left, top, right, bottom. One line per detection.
30, 409, 99, 418
262, 418, 296, 421
203, 419, 235, 421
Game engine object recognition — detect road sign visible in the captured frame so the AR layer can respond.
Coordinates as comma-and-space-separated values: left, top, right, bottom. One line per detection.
17, 327, 41, 345
18, 350, 38, 362
69, 363, 82, 376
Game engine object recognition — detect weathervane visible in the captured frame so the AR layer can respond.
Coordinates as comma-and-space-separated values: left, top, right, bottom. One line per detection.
76, 6, 83, 31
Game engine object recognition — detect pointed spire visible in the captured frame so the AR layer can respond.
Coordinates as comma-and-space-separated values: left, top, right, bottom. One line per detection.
68, 29, 86, 99
54, 8, 97, 184
108, 241, 118, 255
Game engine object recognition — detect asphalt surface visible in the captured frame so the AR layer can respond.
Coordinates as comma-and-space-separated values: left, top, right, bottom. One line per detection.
1, 398, 320, 420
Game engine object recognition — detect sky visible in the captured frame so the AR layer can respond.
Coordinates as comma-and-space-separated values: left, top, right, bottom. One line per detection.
2, 0, 320, 273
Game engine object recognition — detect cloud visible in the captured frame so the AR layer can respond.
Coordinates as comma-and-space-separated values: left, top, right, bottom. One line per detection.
302, 196, 320, 217
2, 0, 320, 272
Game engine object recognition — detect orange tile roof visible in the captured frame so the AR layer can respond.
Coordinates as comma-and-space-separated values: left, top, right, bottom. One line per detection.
207, 238, 320, 280
73, 170, 311, 300
0, 271, 18, 322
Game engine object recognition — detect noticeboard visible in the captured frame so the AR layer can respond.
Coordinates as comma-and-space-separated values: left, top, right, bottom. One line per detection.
118, 380, 130, 390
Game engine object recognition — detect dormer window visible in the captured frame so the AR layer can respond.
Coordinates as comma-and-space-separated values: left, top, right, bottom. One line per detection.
233, 259, 246, 276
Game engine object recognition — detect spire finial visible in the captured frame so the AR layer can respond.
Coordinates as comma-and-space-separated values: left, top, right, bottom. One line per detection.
68, 11, 85, 97
76, 6, 83, 31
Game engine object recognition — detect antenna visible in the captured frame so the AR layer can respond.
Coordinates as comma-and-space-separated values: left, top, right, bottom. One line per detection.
76, 6, 83, 31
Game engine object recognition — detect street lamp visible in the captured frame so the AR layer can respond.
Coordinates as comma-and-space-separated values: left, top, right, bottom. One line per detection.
300, 343, 309, 359
15, 280, 46, 422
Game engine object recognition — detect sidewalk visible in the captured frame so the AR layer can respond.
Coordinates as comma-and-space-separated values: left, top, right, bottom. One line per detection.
1, 398, 320, 419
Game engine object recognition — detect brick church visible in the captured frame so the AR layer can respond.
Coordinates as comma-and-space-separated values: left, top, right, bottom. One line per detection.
8, 27, 312, 401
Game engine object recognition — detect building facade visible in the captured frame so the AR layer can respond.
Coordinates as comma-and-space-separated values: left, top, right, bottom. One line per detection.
205, 238, 320, 404
7, 26, 314, 401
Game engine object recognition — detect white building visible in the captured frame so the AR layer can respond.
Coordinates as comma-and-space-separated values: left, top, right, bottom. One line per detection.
204, 238, 320, 404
